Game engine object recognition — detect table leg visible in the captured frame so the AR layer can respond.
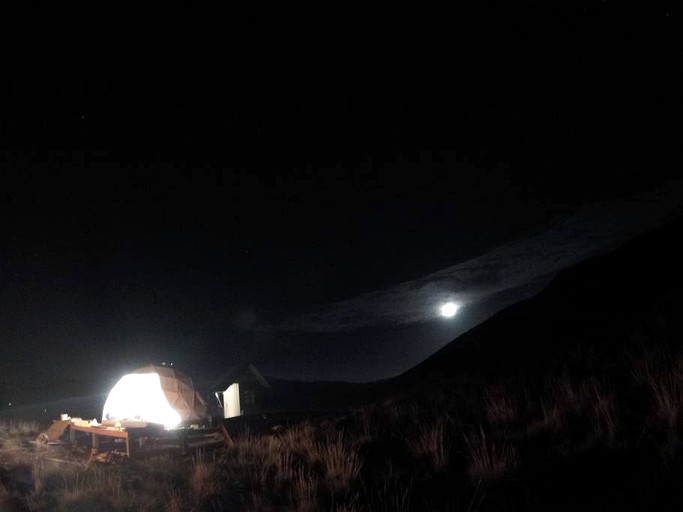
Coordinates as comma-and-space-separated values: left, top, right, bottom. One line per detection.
92, 434, 100, 455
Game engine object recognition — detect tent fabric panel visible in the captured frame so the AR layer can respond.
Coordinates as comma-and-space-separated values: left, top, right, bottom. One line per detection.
116, 365, 207, 423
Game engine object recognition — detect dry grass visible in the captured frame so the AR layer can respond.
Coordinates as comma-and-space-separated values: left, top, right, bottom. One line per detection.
163, 485, 185, 512
2, 493, 29, 512
465, 427, 518, 482
319, 433, 363, 492
548, 375, 592, 412
483, 385, 519, 424
0, 420, 42, 438
333, 504, 361, 512
526, 375, 604, 437
647, 358, 683, 431
407, 415, 451, 472
383, 399, 421, 434
4, 343, 683, 511
189, 450, 219, 501
628, 348, 683, 432
364, 477, 412, 512
527, 399, 563, 436
355, 406, 382, 445
48, 468, 132, 512
31, 457, 47, 496
0, 420, 43, 453
222, 422, 362, 509
291, 468, 318, 512
590, 384, 618, 441
279, 422, 321, 467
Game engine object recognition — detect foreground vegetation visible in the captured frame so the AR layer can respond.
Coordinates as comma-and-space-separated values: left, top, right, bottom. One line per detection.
1, 344, 683, 511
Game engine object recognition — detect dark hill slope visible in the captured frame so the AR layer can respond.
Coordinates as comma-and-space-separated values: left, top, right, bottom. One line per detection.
258, 217, 683, 411
228, 216, 683, 414
397, 215, 683, 388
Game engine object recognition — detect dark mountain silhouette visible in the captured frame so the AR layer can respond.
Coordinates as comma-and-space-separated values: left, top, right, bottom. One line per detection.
396, 214, 683, 390
233, 216, 683, 414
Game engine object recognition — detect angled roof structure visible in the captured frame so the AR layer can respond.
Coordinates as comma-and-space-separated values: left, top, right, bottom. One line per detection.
212, 363, 271, 391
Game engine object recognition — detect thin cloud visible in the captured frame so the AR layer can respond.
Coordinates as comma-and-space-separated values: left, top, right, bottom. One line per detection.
281, 181, 683, 333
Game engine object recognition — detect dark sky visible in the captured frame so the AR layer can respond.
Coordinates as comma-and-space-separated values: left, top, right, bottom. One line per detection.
1, 4, 682, 402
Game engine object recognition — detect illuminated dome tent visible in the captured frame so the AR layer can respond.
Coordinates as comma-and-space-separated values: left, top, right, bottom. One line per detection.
102, 365, 206, 428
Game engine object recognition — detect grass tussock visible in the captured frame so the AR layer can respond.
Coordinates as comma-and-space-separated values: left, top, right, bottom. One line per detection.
628, 348, 683, 428
0, 420, 43, 452
407, 415, 451, 472
646, 357, 683, 431
190, 450, 220, 502
589, 384, 618, 442
364, 478, 412, 512
465, 427, 518, 482
484, 385, 519, 424
291, 468, 318, 512
0, 420, 42, 438
319, 434, 362, 492
2, 344, 683, 510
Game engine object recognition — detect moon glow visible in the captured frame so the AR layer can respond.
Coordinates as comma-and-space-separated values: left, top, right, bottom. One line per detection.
439, 302, 460, 318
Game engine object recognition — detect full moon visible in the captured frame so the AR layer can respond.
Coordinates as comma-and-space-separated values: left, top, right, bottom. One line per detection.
440, 302, 459, 318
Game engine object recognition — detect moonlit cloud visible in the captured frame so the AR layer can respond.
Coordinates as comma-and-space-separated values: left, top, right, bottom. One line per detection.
281, 182, 683, 333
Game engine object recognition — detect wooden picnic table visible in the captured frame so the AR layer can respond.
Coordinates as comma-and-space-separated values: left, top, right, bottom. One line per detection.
38, 419, 225, 459
68, 423, 149, 457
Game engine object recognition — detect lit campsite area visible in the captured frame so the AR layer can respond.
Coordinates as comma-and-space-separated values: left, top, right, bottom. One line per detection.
2, 219, 683, 510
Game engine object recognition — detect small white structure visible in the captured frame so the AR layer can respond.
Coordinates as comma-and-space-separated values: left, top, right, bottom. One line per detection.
214, 364, 271, 419
222, 383, 241, 419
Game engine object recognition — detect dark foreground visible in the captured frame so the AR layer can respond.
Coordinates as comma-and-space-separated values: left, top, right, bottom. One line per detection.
2, 343, 683, 512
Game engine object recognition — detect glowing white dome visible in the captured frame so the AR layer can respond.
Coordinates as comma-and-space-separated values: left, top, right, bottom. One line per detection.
102, 366, 205, 428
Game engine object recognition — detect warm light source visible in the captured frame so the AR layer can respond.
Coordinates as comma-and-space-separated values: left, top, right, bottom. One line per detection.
439, 302, 459, 318
102, 373, 182, 428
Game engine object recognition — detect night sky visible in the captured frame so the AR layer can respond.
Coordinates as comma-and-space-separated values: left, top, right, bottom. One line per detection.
2, 4, 682, 405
